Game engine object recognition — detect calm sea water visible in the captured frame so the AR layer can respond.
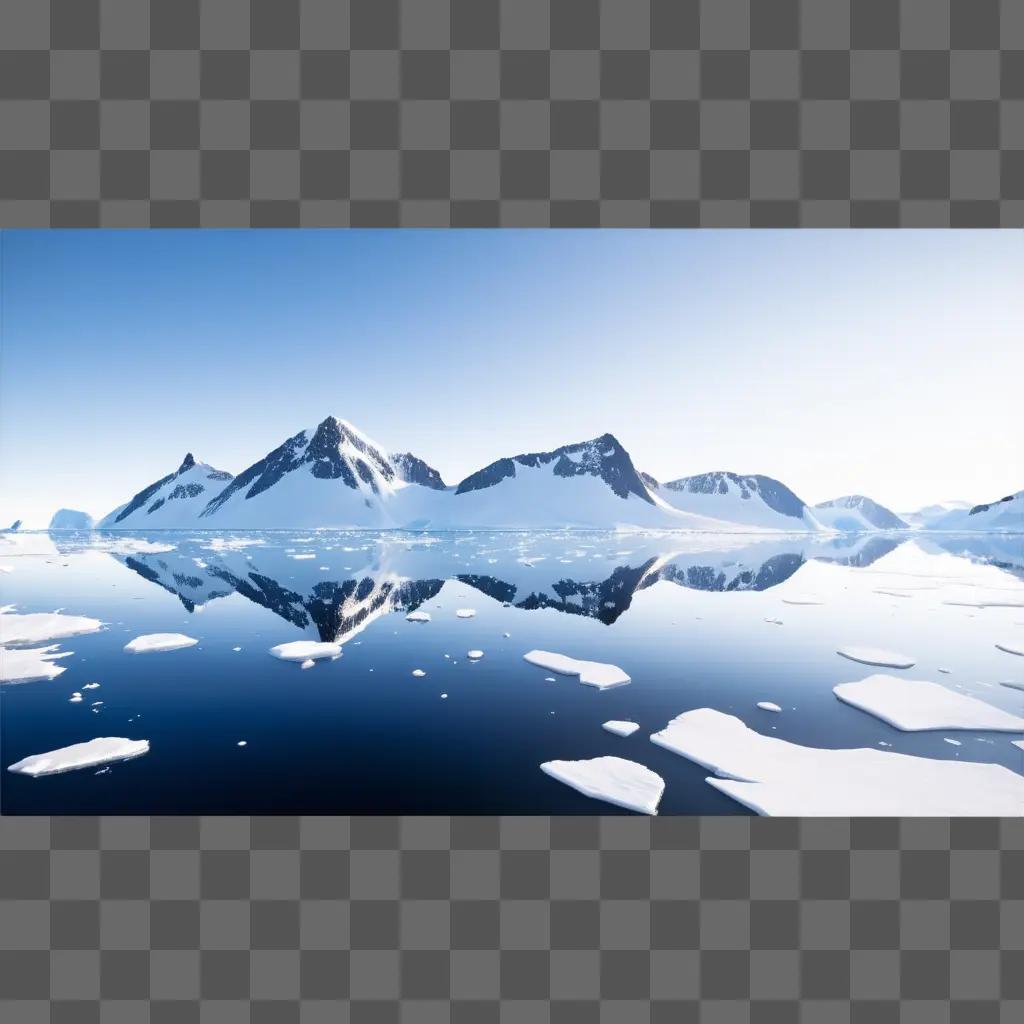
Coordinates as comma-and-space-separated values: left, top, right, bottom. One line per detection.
2, 529, 1022, 814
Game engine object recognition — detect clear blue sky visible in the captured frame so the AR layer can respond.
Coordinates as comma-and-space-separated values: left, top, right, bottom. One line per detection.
2, 229, 1021, 526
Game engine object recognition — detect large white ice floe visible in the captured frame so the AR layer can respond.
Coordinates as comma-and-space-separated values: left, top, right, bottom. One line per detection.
8, 737, 149, 777
523, 650, 631, 689
405, 611, 431, 622
649, 708, 1024, 816
455, 608, 476, 618
0, 644, 73, 683
124, 633, 198, 654
540, 756, 664, 814
996, 642, 1024, 656
833, 675, 1024, 732
0, 606, 103, 646
603, 720, 640, 737
836, 646, 915, 669
269, 640, 342, 662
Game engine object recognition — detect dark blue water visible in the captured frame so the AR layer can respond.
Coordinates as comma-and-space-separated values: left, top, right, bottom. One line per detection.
2, 530, 1022, 814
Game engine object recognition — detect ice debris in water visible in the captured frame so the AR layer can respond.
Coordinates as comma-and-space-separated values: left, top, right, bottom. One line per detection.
523, 650, 630, 690
456, 609, 476, 618
8, 737, 149, 777
603, 720, 640, 737
541, 756, 664, 815
124, 633, 198, 654
836, 646, 915, 669
412, 669, 426, 677
269, 641, 342, 662
406, 611, 431, 622
757, 702, 782, 713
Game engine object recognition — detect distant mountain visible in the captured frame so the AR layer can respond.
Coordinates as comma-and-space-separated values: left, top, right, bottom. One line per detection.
653, 471, 826, 531
391, 452, 447, 490
813, 495, 909, 531
926, 490, 1024, 532
446, 434, 731, 530
2, 520, 20, 532
48, 508, 95, 531
98, 454, 234, 528
900, 501, 971, 528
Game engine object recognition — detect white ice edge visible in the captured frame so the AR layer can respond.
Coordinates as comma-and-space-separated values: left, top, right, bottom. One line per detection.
0, 606, 103, 646
541, 756, 664, 814
523, 649, 631, 689
836, 646, 916, 669
0, 644, 73, 683
8, 737, 149, 777
834, 674, 1024, 732
603, 720, 641, 737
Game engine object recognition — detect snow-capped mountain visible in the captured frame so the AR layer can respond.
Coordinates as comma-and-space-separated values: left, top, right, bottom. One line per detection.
812, 495, 909, 531
98, 454, 234, 528
200, 417, 405, 529
900, 501, 971, 528
391, 452, 447, 490
48, 508, 95, 531
926, 490, 1024, 532
652, 471, 825, 531
445, 435, 734, 530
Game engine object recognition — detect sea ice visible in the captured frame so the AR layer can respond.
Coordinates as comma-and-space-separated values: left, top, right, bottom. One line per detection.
237, 741, 247, 747
467, 650, 484, 659
603, 720, 640, 737
268, 641, 342, 662
540, 756, 664, 814
300, 659, 315, 670
0, 607, 103, 646
291, 553, 316, 559
523, 650, 631, 690
781, 596, 824, 605
124, 633, 198, 654
412, 669, 426, 677
944, 738, 961, 746
757, 702, 782, 713
650, 708, 1024, 816
406, 611, 431, 622
833, 675, 1024, 732
456, 609, 476, 618
8, 737, 149, 777
83, 682, 100, 689
1, 644, 73, 683
836, 646, 915, 669
69, 692, 82, 702
996, 642, 1024, 656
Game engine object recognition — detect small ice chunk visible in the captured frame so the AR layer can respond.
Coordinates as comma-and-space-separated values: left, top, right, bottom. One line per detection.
269, 641, 342, 663
836, 646, 915, 669
764, 617, 783, 626
541, 756, 664, 815
1013, 739, 1023, 752
291, 553, 316, 560
82, 682, 100, 690
757, 702, 782, 713
412, 669, 426, 677
603, 720, 640, 737
406, 611, 431, 623
944, 738, 962, 746
781, 596, 823, 606
232, 646, 242, 652
300, 659, 315, 670
0, 644, 73, 683
938, 668, 951, 674
834, 674, 1024, 732
523, 650, 630, 690
996, 642, 1024, 657
237, 741, 247, 747
503, 632, 511, 638
467, 650, 484, 660
455, 609, 476, 618
124, 633, 198, 654
441, 693, 448, 699
69, 692, 82, 703
8, 737, 149, 777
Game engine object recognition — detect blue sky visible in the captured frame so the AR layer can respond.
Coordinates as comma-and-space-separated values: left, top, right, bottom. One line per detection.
1, 229, 1021, 526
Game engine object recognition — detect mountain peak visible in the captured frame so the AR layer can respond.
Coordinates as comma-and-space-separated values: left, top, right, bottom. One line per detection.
178, 453, 196, 472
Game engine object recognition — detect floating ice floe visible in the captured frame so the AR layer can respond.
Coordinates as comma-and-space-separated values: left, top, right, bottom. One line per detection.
406, 611, 431, 623
833, 675, 1024, 732
237, 741, 247, 747
836, 646, 915, 669
756, 702, 782, 713
650, 708, 1024, 816
69, 692, 82, 703
124, 633, 198, 654
291, 553, 316, 560
412, 669, 426, 677
523, 650, 630, 690
268, 640, 342, 662
0, 607, 103, 646
781, 596, 823, 606
467, 650, 484, 660
300, 659, 315, 670
1, 645, 73, 683
996, 642, 1024, 657
1014, 740, 1023, 752
603, 720, 640, 737
83, 682, 100, 689
944, 738, 961, 746
232, 646, 242, 652
541, 756, 664, 814
455, 609, 476, 618
8, 737, 149, 777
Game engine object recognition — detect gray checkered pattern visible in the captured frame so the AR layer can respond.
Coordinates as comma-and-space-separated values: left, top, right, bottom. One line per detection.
1, 0, 1023, 225
2, 816, 1023, 1020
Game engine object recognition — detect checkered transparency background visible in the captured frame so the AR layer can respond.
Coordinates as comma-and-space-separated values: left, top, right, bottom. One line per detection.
0, 0, 1023, 225
3, 1, 1024, 1019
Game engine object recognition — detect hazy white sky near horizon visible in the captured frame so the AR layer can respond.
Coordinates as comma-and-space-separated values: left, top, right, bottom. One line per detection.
1, 230, 1020, 527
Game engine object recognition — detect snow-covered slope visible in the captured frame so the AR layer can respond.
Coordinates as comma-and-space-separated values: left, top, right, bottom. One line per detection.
98, 454, 234, 529
926, 490, 1024, 532
48, 508, 95, 531
440, 435, 735, 530
200, 417, 403, 529
653, 471, 826, 532
900, 501, 970, 529
813, 495, 909, 531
